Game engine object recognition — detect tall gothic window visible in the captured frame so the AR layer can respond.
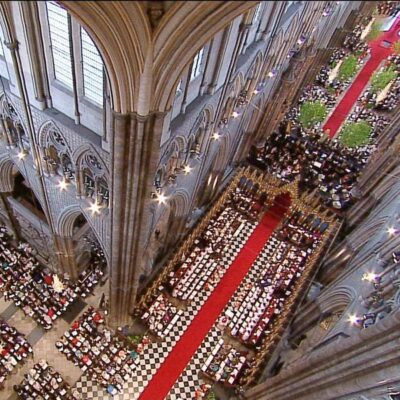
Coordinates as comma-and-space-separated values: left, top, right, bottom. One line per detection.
45, 1, 105, 111
190, 47, 204, 81
46, 1, 73, 89
81, 28, 104, 106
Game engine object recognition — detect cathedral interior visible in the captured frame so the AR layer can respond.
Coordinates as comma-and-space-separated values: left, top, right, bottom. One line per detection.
0, 1, 399, 399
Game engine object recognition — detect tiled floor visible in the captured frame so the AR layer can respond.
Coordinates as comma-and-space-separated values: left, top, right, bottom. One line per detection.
1, 219, 270, 400
70, 221, 257, 400
0, 294, 86, 398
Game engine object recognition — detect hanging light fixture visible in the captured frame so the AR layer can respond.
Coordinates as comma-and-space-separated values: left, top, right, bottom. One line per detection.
183, 164, 192, 175
362, 272, 378, 282
88, 200, 102, 215
17, 149, 27, 160
155, 192, 167, 205
347, 314, 359, 325
57, 178, 69, 191
268, 68, 278, 78
322, 7, 332, 17
212, 132, 221, 141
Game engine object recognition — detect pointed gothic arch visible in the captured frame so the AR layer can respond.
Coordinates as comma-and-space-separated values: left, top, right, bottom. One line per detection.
0, 154, 15, 192
38, 120, 75, 180
73, 144, 109, 206
0, 94, 30, 151
56, 204, 109, 267
318, 286, 358, 315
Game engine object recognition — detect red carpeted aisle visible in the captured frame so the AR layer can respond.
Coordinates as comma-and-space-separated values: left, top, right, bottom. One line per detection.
323, 16, 400, 137
139, 196, 290, 400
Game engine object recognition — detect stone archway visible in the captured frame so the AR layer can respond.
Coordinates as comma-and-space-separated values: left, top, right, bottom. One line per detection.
56, 205, 109, 278
0, 155, 16, 192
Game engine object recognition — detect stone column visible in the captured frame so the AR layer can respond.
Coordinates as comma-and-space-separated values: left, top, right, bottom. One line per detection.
180, 64, 193, 114
318, 242, 355, 285
356, 136, 399, 194
108, 111, 165, 327
288, 300, 321, 340
0, 192, 19, 239
53, 234, 79, 280
239, 23, 251, 55
199, 42, 213, 96
255, 60, 297, 142
207, 26, 231, 95
19, 2, 50, 109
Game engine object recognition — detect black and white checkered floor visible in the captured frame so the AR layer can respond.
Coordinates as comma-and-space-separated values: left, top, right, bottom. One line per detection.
73, 221, 257, 400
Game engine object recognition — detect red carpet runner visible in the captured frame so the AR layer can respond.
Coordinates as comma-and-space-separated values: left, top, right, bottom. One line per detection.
139, 196, 290, 400
323, 16, 400, 137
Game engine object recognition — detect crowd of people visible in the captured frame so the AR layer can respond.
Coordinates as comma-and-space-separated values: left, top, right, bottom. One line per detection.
137, 171, 332, 391
75, 262, 105, 300
140, 184, 267, 337
343, 22, 371, 53
141, 293, 182, 339
315, 19, 370, 97
346, 106, 390, 141
171, 187, 265, 285
0, 226, 105, 329
167, 205, 255, 301
0, 320, 33, 390
201, 338, 249, 387
194, 383, 212, 400
248, 12, 400, 211
377, 0, 400, 16
0, 228, 78, 330
13, 360, 77, 399
224, 210, 322, 347
250, 122, 370, 210
56, 307, 150, 395
198, 207, 329, 388
298, 84, 336, 110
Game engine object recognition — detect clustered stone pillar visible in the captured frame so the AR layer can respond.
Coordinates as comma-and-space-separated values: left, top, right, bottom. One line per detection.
108, 111, 166, 327
0, 191, 19, 239
53, 235, 79, 280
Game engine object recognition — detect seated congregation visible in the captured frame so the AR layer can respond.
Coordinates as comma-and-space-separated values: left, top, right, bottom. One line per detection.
204, 204, 330, 387
136, 172, 334, 390
0, 226, 105, 330
249, 14, 398, 212
138, 177, 269, 339
56, 306, 150, 395
0, 320, 33, 390
13, 360, 77, 400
